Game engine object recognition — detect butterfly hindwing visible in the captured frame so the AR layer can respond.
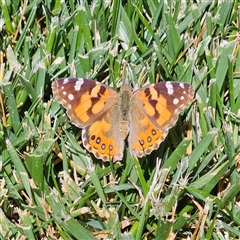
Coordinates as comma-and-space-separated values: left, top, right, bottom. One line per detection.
82, 106, 125, 161
129, 106, 168, 158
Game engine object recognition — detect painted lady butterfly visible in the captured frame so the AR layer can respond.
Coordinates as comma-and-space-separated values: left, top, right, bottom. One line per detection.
52, 78, 194, 161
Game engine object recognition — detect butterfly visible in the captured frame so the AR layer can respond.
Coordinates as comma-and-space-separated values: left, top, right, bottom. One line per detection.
52, 78, 194, 161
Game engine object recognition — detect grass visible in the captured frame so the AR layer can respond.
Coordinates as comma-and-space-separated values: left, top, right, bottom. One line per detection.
1, 0, 240, 239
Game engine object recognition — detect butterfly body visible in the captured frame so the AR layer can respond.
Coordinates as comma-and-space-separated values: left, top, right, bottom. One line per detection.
52, 78, 194, 161
118, 84, 132, 138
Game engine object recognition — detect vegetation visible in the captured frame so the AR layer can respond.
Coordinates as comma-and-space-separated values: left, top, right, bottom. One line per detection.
1, 0, 240, 239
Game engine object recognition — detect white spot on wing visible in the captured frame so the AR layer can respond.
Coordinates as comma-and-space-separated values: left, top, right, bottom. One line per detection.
180, 83, 185, 89
173, 98, 179, 105
68, 94, 74, 100
75, 78, 84, 91
166, 82, 174, 95
63, 78, 69, 84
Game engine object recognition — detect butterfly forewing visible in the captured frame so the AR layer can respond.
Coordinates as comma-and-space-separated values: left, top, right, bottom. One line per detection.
52, 78, 118, 128
133, 82, 195, 131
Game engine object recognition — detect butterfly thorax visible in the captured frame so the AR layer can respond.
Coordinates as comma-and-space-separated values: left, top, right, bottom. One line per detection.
118, 84, 132, 139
